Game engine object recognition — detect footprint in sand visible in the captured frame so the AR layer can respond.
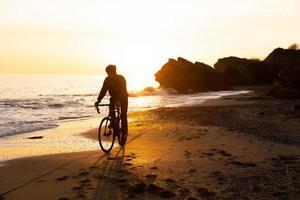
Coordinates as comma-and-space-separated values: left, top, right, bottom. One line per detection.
145, 174, 157, 180
218, 150, 232, 157
188, 169, 196, 174
164, 178, 176, 184
127, 182, 147, 198
179, 178, 186, 183
164, 178, 179, 189
80, 179, 91, 184
124, 162, 133, 166
57, 198, 69, 200
56, 176, 69, 181
117, 177, 128, 183
227, 160, 257, 168
159, 190, 176, 198
78, 171, 89, 176
118, 169, 132, 176
178, 187, 191, 197
209, 148, 218, 152
76, 194, 86, 199
73, 186, 83, 191
147, 183, 163, 193
196, 187, 216, 198
210, 171, 225, 182
186, 197, 198, 200
147, 184, 176, 198
89, 166, 97, 170
184, 150, 192, 159
145, 174, 157, 184
149, 166, 158, 170
202, 152, 214, 156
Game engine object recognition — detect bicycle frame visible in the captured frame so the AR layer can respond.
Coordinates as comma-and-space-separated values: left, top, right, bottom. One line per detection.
97, 103, 121, 134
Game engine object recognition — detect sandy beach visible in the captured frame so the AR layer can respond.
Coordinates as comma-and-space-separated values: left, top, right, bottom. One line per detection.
1, 87, 300, 200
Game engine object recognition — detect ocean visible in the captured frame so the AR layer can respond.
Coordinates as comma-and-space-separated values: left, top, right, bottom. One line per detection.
0, 73, 249, 138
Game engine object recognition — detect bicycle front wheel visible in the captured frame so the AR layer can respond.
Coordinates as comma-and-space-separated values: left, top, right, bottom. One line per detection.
98, 117, 115, 153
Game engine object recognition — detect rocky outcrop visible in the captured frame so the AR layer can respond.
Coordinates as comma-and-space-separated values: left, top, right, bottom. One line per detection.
213, 48, 300, 88
154, 47, 300, 97
264, 48, 300, 67
155, 57, 226, 93
265, 48, 300, 98
268, 65, 300, 99
214, 57, 262, 86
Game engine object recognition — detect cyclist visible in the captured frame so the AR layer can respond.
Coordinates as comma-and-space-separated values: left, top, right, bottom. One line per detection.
95, 65, 128, 134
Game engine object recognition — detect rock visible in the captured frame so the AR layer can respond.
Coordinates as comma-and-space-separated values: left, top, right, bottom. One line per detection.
214, 56, 272, 85
214, 48, 300, 88
268, 65, 300, 99
155, 47, 300, 93
155, 57, 226, 93
264, 48, 300, 68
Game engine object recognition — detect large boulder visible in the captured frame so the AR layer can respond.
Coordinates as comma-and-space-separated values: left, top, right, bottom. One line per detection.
214, 48, 300, 87
268, 65, 300, 99
266, 48, 300, 98
214, 57, 272, 86
263, 48, 300, 84
155, 57, 226, 93
264, 48, 300, 67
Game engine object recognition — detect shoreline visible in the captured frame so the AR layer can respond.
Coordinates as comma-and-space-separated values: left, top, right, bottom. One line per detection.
0, 88, 251, 162
1, 87, 299, 199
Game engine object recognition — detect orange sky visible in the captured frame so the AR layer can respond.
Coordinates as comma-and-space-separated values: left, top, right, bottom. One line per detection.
0, 0, 299, 78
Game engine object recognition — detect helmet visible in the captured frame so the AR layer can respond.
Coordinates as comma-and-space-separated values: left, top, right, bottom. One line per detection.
105, 65, 117, 74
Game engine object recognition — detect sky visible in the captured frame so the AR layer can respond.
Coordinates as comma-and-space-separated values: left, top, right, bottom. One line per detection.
0, 0, 299, 79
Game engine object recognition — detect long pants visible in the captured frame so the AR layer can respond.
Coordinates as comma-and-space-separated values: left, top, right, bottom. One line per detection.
109, 98, 128, 134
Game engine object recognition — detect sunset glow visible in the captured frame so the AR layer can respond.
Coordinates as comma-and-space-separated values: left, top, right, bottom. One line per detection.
0, 0, 299, 88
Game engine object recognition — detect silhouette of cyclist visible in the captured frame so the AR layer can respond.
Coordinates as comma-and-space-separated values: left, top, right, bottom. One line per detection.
95, 65, 128, 134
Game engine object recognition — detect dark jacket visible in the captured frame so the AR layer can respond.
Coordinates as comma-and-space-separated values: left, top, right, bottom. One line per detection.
97, 74, 128, 102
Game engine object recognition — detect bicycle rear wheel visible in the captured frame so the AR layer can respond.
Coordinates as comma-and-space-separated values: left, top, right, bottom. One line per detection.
118, 118, 127, 146
98, 117, 115, 153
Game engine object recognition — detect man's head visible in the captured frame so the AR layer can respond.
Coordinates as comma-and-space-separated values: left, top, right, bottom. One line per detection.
105, 65, 117, 76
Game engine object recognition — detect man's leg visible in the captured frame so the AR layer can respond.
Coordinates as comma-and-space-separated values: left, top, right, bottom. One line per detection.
109, 99, 115, 128
120, 100, 128, 134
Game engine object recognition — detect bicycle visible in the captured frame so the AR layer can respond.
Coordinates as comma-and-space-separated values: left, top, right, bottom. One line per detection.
95, 103, 127, 153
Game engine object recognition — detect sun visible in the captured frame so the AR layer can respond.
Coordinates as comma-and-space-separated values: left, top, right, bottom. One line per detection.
102, 41, 164, 91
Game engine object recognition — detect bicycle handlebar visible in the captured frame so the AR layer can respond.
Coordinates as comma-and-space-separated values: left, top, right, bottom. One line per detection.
94, 103, 110, 114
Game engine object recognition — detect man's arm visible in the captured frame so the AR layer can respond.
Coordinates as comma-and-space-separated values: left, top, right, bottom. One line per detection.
97, 78, 108, 102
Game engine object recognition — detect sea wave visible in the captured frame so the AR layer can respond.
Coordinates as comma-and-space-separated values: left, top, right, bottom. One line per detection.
0, 82, 250, 138
0, 121, 58, 138
128, 87, 178, 97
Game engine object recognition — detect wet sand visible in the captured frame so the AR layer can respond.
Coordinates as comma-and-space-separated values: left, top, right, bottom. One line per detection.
0, 87, 300, 199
